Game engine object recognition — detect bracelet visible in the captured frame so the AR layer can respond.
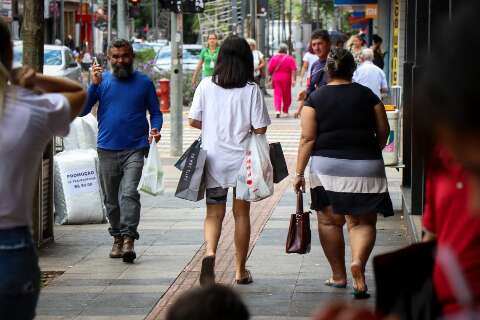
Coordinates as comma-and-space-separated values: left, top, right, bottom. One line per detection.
296, 173, 304, 177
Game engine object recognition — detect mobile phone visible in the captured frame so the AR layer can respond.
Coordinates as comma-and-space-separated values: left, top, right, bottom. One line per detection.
93, 57, 99, 66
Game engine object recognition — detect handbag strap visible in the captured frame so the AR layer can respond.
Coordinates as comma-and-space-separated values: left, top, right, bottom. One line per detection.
296, 192, 304, 214
272, 54, 288, 76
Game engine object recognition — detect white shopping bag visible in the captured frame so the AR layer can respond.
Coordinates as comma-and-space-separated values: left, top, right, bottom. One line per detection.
137, 140, 165, 196
236, 134, 274, 202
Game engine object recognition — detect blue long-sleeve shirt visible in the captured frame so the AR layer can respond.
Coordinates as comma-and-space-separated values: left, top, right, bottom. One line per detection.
82, 71, 163, 150
306, 59, 328, 97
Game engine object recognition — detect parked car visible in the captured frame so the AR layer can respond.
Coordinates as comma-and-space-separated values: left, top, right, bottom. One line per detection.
132, 42, 154, 53
153, 44, 202, 73
145, 40, 168, 53
13, 43, 83, 83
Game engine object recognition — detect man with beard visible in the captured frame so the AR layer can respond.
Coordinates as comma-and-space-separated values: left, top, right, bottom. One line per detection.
82, 39, 162, 263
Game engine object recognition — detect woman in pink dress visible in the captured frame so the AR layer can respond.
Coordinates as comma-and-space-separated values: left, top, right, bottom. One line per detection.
268, 43, 297, 118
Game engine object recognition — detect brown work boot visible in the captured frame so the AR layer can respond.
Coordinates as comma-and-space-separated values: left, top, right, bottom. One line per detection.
122, 236, 136, 263
109, 236, 123, 258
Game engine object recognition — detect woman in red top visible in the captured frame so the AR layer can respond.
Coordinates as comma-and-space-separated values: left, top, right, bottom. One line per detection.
268, 43, 297, 118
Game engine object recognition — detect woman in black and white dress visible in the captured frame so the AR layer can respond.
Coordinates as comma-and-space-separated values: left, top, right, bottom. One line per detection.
293, 48, 393, 299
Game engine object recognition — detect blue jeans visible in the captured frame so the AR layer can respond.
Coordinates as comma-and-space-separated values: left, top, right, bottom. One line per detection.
0, 227, 40, 320
98, 148, 146, 240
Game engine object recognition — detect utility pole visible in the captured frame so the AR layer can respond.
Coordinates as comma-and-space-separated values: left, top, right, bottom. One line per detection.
170, 12, 183, 156
231, 0, 238, 34
241, 0, 247, 37
107, 0, 112, 45
90, 0, 95, 53
281, 1, 285, 42
60, 0, 65, 43
249, 0, 256, 39
117, 0, 127, 39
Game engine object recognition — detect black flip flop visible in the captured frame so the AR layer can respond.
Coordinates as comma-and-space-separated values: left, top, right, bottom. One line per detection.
236, 269, 253, 285
352, 286, 370, 299
199, 255, 215, 287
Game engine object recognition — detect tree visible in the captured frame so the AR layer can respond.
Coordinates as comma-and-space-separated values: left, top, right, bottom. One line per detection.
22, 0, 44, 72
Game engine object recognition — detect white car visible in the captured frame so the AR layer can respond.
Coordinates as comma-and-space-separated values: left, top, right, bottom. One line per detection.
154, 44, 202, 73
13, 43, 83, 84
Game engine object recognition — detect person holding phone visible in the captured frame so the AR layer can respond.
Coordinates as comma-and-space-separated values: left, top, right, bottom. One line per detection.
82, 39, 163, 263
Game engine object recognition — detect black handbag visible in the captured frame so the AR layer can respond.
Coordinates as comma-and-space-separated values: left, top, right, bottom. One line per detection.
269, 142, 289, 183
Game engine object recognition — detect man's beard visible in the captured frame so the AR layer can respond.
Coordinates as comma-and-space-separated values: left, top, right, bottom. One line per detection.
112, 62, 134, 79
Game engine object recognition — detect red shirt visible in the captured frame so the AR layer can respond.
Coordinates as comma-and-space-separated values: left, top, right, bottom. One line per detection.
423, 147, 480, 315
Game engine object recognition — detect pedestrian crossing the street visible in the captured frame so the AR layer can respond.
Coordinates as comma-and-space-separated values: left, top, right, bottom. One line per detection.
158, 115, 301, 157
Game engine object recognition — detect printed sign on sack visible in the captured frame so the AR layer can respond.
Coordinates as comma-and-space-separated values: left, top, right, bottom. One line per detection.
65, 169, 99, 194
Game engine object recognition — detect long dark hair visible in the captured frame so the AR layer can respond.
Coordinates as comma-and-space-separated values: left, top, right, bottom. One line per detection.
212, 35, 254, 89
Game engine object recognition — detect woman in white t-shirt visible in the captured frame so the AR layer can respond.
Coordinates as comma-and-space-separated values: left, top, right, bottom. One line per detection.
299, 42, 319, 88
188, 35, 271, 286
247, 38, 266, 85
0, 20, 86, 319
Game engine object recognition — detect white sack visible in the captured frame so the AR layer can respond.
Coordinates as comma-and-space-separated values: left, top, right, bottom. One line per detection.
54, 149, 105, 224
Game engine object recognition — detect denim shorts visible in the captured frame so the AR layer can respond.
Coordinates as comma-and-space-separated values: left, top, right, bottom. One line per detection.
0, 226, 40, 320
206, 187, 237, 205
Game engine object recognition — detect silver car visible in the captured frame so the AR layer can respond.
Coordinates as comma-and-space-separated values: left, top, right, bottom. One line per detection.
153, 44, 202, 73
13, 44, 83, 83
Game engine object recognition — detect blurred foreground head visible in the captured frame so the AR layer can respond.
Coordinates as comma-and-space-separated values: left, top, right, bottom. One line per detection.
419, 2, 480, 212
166, 284, 250, 320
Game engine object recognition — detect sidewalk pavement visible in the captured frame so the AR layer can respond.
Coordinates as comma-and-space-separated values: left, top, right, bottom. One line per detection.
36, 86, 408, 319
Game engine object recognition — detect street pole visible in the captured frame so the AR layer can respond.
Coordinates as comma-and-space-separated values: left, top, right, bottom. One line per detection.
249, 0, 256, 39
117, 0, 127, 39
107, 0, 111, 45
241, 0, 247, 37
90, 0, 94, 54
78, 0, 83, 47
60, 0, 65, 44
170, 12, 183, 157
231, 0, 238, 34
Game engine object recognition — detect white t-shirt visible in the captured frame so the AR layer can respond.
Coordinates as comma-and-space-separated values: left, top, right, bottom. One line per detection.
303, 52, 319, 79
353, 61, 388, 99
252, 50, 264, 77
189, 77, 271, 188
0, 86, 70, 229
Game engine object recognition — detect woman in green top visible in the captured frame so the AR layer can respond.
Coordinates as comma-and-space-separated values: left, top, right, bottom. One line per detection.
192, 32, 220, 86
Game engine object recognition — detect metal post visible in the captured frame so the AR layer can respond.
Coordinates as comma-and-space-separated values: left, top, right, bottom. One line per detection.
249, 0, 256, 39
117, 0, 127, 39
90, 0, 94, 54
231, 0, 238, 34
78, 0, 83, 47
241, 0, 247, 37
107, 0, 111, 45
60, 0, 65, 44
153, 0, 159, 39
170, 12, 183, 157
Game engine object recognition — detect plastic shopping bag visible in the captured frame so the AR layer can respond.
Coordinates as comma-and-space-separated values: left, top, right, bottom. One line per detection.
236, 134, 274, 202
137, 140, 165, 196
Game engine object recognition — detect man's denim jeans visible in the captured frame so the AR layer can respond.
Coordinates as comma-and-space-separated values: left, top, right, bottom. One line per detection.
98, 148, 146, 240
0, 227, 40, 320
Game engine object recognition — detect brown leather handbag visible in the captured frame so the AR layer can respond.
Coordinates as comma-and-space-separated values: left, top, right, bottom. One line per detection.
286, 192, 311, 254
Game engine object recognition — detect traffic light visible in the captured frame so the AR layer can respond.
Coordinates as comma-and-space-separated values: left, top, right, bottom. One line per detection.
158, 0, 205, 13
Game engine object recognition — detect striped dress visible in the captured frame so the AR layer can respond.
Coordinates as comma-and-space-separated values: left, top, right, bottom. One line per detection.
304, 83, 393, 216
